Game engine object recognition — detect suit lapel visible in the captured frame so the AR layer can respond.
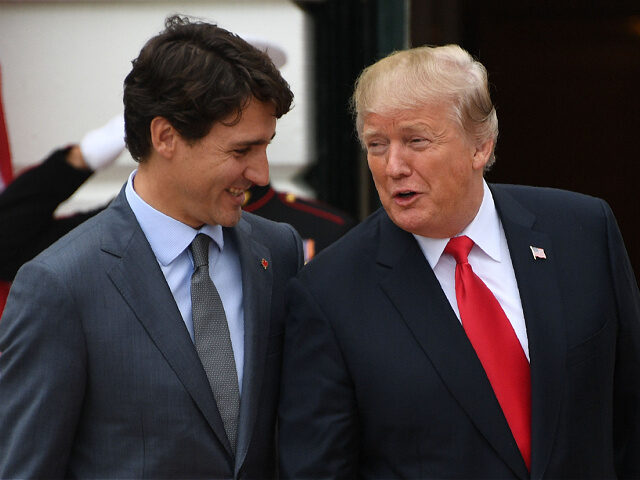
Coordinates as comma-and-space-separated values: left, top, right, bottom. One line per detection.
491, 185, 566, 480
100, 189, 234, 457
376, 212, 530, 479
231, 217, 273, 476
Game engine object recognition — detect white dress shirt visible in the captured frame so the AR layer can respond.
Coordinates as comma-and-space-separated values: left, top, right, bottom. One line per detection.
413, 181, 530, 361
125, 170, 245, 391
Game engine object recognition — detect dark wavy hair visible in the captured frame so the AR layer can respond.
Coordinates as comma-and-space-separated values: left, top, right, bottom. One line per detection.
123, 15, 294, 162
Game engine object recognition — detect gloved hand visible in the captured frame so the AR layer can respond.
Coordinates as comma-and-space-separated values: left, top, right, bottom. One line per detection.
79, 114, 125, 171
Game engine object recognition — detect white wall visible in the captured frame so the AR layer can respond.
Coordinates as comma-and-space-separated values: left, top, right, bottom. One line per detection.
0, 0, 312, 214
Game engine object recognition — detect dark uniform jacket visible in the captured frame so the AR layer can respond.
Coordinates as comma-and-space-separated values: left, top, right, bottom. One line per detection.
244, 184, 355, 262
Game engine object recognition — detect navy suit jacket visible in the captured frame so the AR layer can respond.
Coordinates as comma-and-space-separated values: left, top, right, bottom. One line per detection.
279, 184, 640, 479
0, 187, 303, 479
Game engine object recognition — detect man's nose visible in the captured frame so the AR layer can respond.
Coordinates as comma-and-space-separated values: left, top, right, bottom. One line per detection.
246, 150, 270, 186
385, 143, 411, 178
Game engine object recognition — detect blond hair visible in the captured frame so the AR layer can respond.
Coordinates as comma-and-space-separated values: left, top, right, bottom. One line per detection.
352, 44, 498, 168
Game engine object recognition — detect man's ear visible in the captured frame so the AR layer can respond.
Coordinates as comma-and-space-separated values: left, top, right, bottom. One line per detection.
472, 138, 494, 171
150, 117, 178, 159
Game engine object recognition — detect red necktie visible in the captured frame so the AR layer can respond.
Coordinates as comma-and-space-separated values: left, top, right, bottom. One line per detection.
445, 235, 531, 470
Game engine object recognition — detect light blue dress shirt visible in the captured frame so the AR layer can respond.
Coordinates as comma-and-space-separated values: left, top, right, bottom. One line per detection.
125, 171, 245, 393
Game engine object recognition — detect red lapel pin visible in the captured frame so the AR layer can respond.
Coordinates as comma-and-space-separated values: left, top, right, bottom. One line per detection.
261, 258, 269, 270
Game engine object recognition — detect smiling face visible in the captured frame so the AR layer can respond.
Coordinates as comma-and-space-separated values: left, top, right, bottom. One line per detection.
137, 97, 277, 228
172, 98, 277, 228
363, 102, 491, 238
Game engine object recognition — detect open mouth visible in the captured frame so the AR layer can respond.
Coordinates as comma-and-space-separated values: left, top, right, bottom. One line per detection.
395, 191, 416, 199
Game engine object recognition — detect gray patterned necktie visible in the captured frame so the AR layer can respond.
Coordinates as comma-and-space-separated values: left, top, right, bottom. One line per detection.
190, 233, 240, 454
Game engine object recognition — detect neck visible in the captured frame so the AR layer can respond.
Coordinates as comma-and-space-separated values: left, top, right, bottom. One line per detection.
443, 179, 486, 238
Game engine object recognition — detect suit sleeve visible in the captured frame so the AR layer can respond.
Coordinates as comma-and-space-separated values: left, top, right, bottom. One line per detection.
0, 260, 87, 478
278, 277, 359, 479
602, 201, 640, 478
0, 148, 100, 281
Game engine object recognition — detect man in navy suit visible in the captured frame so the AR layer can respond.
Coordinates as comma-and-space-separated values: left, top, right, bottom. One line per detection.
0, 15, 302, 478
279, 44, 640, 478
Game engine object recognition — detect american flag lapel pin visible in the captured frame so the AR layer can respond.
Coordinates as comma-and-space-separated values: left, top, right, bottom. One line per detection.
530, 246, 547, 260
261, 258, 269, 270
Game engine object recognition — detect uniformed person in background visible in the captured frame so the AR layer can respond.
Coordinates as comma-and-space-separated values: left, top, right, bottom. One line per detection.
243, 184, 355, 262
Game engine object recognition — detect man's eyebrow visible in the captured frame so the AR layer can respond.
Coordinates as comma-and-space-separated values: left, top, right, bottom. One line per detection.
232, 132, 277, 147
362, 129, 381, 140
362, 121, 433, 137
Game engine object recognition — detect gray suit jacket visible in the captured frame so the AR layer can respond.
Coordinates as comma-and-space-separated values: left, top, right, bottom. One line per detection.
0, 187, 303, 479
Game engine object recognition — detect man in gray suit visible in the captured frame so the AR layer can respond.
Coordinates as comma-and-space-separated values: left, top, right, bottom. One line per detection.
0, 15, 302, 479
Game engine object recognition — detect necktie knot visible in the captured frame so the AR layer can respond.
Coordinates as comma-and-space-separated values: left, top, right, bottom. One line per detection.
190, 233, 210, 269
445, 235, 474, 265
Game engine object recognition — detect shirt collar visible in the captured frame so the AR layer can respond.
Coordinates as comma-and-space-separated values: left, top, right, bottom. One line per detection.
125, 170, 224, 266
413, 180, 502, 268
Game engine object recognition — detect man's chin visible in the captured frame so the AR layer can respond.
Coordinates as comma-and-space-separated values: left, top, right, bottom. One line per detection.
216, 210, 243, 228
386, 210, 430, 237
